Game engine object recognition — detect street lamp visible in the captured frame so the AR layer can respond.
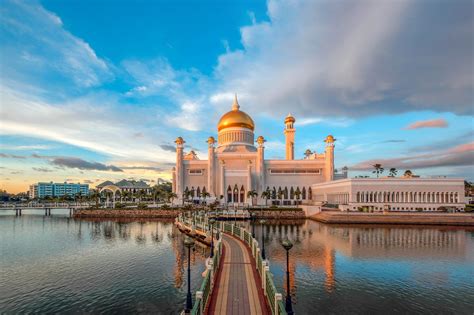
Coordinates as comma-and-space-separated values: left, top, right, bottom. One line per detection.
260, 219, 266, 260
209, 218, 216, 258
251, 212, 256, 238
184, 236, 195, 313
281, 238, 294, 315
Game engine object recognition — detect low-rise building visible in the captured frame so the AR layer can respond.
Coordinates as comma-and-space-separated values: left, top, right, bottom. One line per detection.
311, 178, 465, 212
29, 182, 89, 199
96, 179, 152, 194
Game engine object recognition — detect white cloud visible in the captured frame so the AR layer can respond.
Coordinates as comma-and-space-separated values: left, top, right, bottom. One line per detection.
1, 0, 112, 88
213, 0, 473, 118
0, 86, 175, 163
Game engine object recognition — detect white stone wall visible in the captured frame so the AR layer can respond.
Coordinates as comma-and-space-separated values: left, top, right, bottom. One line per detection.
312, 178, 466, 211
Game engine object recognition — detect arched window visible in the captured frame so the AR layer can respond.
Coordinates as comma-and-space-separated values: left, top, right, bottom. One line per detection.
272, 187, 277, 199
290, 187, 295, 199
227, 186, 232, 202
308, 187, 312, 200
191, 187, 195, 198
284, 187, 289, 199
196, 187, 201, 198
202, 186, 206, 194
240, 185, 245, 203
302, 187, 307, 200
295, 187, 301, 200
233, 185, 239, 203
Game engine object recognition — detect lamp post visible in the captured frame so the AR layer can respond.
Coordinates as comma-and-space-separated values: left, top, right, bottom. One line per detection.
184, 236, 195, 313
260, 219, 266, 260
251, 212, 255, 237
281, 239, 294, 315
209, 218, 216, 258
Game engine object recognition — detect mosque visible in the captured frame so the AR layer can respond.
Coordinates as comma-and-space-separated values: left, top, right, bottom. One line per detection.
172, 95, 344, 205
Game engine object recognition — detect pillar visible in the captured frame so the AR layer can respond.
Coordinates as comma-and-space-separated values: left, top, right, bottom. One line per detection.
207, 137, 216, 197
256, 136, 266, 204
284, 114, 295, 160
324, 135, 335, 182
175, 137, 185, 203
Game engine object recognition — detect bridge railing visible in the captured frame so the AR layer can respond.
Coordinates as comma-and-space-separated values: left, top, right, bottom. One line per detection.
176, 214, 287, 315
219, 221, 287, 315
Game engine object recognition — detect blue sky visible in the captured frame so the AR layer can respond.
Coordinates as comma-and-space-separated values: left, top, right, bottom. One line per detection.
0, 0, 473, 193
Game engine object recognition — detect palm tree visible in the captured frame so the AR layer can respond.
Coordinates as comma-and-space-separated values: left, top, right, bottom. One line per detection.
403, 170, 413, 178
201, 191, 211, 204
261, 190, 271, 206
389, 168, 397, 177
372, 163, 384, 178
277, 190, 284, 205
247, 190, 258, 206
294, 189, 302, 205
167, 192, 178, 204
91, 190, 101, 208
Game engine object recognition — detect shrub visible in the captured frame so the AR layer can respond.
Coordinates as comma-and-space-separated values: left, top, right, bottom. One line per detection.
416, 207, 423, 212
114, 203, 125, 209
137, 203, 148, 210
161, 204, 170, 210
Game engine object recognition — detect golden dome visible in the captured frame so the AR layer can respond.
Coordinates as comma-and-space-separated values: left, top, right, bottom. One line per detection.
217, 94, 255, 132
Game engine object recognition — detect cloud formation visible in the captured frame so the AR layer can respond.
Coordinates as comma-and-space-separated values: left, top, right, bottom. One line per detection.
51, 157, 123, 172
1, 0, 112, 89
32, 167, 53, 173
213, 0, 473, 117
404, 118, 448, 130
351, 142, 474, 171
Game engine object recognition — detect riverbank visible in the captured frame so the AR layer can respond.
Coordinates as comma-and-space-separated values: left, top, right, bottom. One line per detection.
73, 209, 181, 218
311, 211, 474, 226
73, 209, 306, 220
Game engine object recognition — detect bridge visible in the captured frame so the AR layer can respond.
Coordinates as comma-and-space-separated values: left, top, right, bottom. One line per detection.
176, 214, 288, 315
0, 203, 90, 216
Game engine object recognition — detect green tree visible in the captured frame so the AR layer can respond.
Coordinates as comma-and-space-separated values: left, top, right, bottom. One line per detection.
403, 169, 413, 177
247, 190, 258, 206
389, 168, 397, 177
372, 163, 384, 178
294, 189, 302, 205
261, 189, 271, 206
201, 191, 211, 204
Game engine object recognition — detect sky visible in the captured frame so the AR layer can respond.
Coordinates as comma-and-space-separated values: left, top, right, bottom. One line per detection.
0, 0, 473, 193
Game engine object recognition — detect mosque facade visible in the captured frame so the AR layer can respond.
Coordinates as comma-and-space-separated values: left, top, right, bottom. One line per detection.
172, 95, 344, 205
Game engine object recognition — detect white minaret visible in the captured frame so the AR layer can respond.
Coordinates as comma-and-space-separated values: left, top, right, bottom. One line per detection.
284, 113, 296, 160
256, 135, 266, 204
324, 135, 336, 182
174, 136, 185, 201
207, 136, 216, 197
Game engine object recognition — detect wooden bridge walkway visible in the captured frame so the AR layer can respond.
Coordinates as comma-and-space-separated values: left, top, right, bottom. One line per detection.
175, 215, 287, 315
207, 234, 269, 315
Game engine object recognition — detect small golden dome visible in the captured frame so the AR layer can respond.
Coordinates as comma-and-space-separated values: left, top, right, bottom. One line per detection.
324, 135, 336, 143
284, 113, 295, 124
174, 136, 185, 145
217, 94, 255, 132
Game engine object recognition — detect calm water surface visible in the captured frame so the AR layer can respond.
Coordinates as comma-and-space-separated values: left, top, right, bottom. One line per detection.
1, 210, 473, 314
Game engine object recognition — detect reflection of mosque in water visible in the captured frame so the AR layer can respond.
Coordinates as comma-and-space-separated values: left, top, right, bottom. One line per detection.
263, 221, 468, 295
73, 219, 209, 289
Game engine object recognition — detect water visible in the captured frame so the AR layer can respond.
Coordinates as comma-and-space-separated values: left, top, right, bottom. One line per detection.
257, 221, 474, 314
1, 211, 473, 314
0, 210, 209, 314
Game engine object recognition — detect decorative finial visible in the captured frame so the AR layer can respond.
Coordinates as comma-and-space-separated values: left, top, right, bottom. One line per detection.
232, 93, 240, 111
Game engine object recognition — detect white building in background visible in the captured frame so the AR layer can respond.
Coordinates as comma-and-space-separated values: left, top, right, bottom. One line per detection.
311, 178, 465, 211
172, 95, 344, 205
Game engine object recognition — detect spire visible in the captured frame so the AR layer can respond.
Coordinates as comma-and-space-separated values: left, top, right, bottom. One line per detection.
232, 93, 240, 111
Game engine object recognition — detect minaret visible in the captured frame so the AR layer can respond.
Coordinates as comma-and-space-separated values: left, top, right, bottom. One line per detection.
207, 136, 216, 197
284, 113, 296, 160
175, 136, 185, 202
324, 135, 336, 182
256, 135, 266, 204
